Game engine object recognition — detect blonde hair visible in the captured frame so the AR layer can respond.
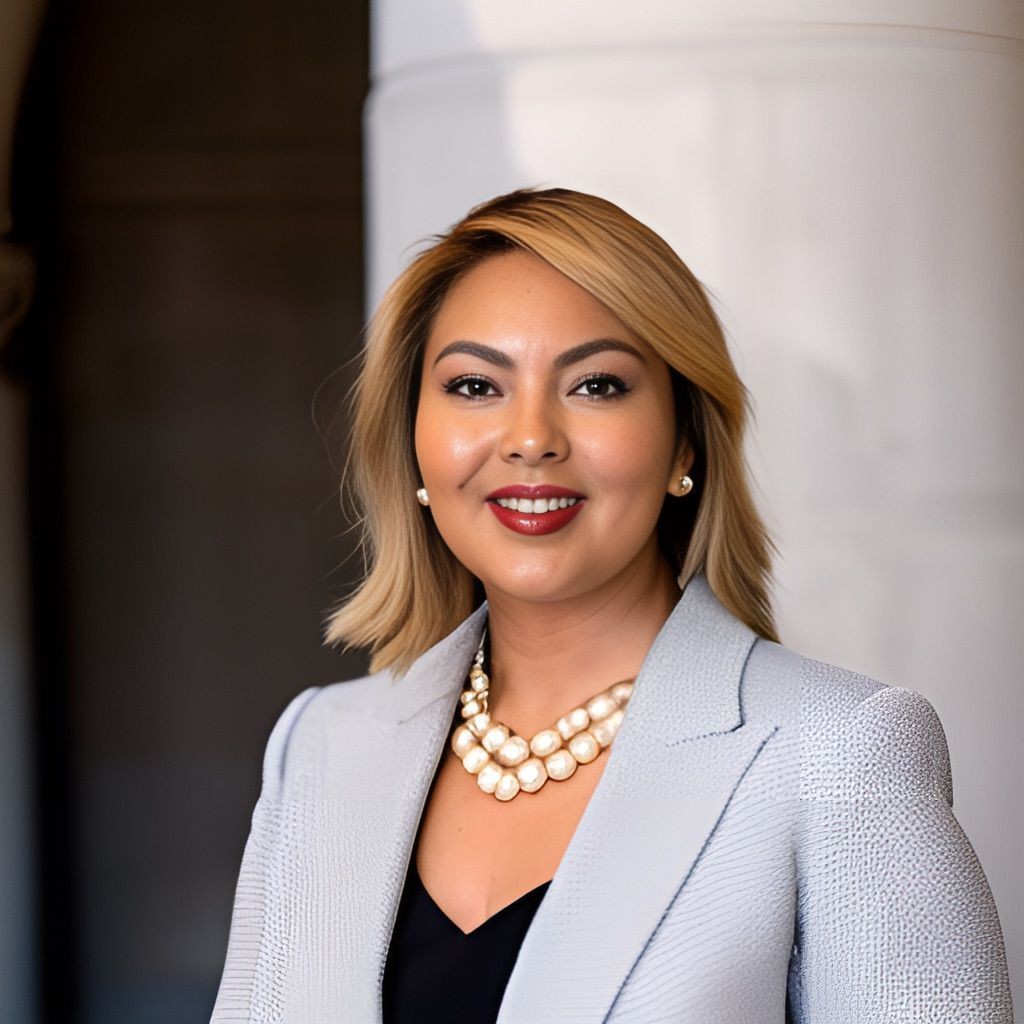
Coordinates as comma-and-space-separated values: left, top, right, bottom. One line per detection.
323, 186, 778, 674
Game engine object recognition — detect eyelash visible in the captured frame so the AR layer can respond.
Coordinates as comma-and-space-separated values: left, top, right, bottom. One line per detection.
443, 373, 631, 402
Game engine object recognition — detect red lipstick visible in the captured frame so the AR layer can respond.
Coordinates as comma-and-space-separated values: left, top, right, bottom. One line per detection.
485, 485, 586, 536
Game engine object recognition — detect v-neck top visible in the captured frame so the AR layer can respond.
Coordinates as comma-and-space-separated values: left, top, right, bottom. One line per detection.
381, 850, 552, 1023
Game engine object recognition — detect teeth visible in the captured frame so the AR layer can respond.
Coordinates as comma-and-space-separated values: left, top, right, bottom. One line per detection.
495, 496, 580, 513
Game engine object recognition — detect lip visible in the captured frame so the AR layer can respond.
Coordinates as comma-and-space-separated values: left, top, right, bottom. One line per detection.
486, 497, 586, 536
486, 485, 586, 500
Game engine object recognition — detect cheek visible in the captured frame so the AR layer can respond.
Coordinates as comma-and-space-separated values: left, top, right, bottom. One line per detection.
577, 414, 674, 490
414, 396, 488, 482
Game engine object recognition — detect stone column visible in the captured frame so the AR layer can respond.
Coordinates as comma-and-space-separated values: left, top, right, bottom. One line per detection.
367, 1, 1024, 1003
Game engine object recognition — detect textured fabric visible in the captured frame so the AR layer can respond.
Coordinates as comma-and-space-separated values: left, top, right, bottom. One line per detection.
209, 573, 1013, 1023
382, 847, 551, 1022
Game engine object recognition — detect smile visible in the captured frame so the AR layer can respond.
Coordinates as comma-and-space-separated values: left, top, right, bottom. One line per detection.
486, 498, 585, 536
494, 496, 579, 513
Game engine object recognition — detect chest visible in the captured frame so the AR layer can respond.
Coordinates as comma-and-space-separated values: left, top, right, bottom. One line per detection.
413, 738, 610, 934
253, 698, 794, 1022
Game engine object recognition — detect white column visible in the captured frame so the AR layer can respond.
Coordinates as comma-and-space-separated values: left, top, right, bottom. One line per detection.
367, 1, 1024, 1003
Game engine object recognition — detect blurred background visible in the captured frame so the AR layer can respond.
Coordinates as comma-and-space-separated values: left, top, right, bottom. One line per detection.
2, 2, 1021, 1021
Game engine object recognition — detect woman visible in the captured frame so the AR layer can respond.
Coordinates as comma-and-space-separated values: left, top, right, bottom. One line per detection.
210, 187, 1012, 1023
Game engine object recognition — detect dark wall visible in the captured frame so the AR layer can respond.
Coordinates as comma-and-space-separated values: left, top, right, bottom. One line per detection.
16, 2, 370, 1020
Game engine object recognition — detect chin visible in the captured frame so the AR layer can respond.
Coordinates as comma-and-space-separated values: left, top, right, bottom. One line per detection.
478, 565, 594, 604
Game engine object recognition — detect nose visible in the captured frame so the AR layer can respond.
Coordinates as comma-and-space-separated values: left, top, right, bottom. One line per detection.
498, 389, 568, 465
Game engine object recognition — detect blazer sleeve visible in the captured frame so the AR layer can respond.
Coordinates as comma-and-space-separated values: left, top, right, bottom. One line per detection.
209, 685, 322, 1023
790, 683, 1013, 1023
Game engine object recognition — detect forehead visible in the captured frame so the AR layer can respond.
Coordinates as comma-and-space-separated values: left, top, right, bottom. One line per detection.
424, 249, 641, 357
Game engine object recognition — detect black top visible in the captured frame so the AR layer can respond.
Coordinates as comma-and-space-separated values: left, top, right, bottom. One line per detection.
382, 844, 551, 1023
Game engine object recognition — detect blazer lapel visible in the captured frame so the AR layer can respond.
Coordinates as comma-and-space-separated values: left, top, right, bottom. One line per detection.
495, 574, 778, 1023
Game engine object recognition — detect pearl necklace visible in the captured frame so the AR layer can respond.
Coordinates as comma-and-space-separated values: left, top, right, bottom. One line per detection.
450, 624, 635, 802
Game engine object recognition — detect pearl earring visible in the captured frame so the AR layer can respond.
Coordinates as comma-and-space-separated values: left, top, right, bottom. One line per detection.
416, 487, 430, 506
677, 475, 693, 496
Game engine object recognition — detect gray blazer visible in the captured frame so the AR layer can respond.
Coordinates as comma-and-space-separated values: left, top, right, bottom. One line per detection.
210, 573, 1013, 1023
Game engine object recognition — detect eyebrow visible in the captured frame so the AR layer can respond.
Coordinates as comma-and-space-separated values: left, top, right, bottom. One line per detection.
431, 338, 647, 370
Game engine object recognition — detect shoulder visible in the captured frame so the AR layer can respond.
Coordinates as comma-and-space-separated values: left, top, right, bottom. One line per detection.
741, 637, 953, 805
742, 636, 885, 721
257, 670, 395, 796
756, 657, 1010, 1017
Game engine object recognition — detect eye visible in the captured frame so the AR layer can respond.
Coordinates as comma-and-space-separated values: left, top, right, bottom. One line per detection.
442, 372, 630, 401
570, 373, 630, 400
443, 374, 500, 400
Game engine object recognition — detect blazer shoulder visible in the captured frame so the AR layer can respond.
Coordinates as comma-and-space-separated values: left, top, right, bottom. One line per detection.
781, 660, 1008, 1018
259, 670, 394, 795
742, 637, 886, 726
259, 685, 322, 797
743, 639, 952, 803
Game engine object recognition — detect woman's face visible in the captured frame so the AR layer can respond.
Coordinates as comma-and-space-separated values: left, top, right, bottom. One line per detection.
414, 249, 693, 604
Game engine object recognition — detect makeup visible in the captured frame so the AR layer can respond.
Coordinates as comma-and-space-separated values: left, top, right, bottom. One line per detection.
487, 499, 585, 536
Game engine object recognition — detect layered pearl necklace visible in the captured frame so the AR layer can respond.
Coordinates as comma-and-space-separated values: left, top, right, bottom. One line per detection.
450, 624, 635, 802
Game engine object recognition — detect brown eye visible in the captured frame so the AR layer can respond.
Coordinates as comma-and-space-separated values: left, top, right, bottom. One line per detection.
444, 375, 499, 399
571, 374, 629, 400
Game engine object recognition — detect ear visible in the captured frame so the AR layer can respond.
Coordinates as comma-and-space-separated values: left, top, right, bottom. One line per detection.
675, 436, 695, 476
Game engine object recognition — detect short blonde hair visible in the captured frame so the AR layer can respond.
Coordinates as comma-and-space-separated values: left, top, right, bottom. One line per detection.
324, 187, 778, 674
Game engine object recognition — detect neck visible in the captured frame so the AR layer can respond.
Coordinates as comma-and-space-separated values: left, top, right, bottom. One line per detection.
479, 546, 682, 738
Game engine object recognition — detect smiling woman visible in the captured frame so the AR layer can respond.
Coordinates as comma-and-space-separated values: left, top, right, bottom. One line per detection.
327, 188, 777, 676
414, 248, 697, 620
210, 188, 1012, 1024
